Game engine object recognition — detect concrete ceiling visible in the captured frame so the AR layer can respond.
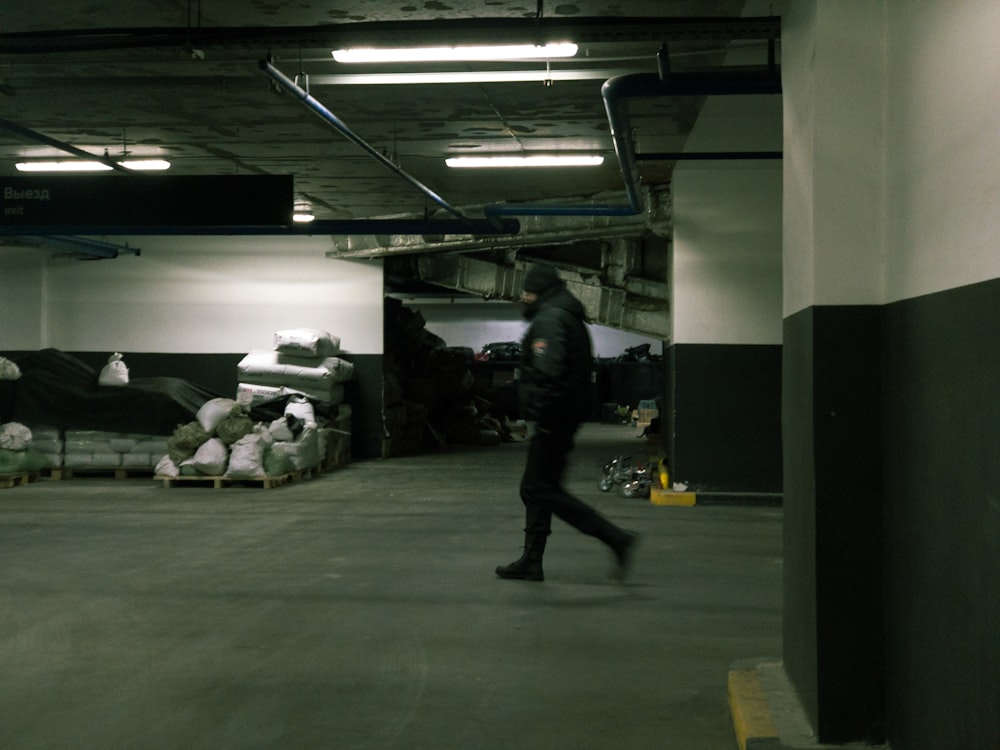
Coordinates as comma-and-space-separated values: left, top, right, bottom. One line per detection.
0, 1, 781, 221
0, 1, 783, 333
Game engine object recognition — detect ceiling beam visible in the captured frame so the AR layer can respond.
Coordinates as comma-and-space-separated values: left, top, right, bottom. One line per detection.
0, 17, 781, 55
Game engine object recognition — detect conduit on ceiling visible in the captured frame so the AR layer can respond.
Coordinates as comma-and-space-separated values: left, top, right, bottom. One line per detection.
0, 118, 135, 172
259, 59, 478, 228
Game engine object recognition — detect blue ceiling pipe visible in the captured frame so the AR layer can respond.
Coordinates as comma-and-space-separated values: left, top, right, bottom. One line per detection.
0, 219, 519, 237
0, 118, 135, 173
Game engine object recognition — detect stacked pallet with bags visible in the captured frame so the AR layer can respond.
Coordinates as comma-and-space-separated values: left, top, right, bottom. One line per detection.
154, 328, 353, 487
236, 328, 353, 469
155, 395, 331, 487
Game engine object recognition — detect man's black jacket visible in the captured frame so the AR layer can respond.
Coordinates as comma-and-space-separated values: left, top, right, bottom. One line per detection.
517, 284, 594, 430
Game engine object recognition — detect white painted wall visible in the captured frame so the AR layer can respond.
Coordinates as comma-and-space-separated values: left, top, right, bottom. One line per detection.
672, 164, 784, 344
670, 21, 784, 345
1, 236, 384, 354
885, 0, 1000, 302
0, 247, 46, 349
783, 0, 889, 316
783, 0, 999, 314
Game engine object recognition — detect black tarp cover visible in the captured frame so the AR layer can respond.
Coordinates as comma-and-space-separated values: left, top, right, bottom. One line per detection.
0, 349, 222, 436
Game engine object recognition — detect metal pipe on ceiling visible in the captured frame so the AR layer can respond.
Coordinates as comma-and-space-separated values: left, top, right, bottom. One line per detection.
600, 68, 782, 215
482, 66, 782, 220
259, 59, 475, 227
0, 118, 135, 173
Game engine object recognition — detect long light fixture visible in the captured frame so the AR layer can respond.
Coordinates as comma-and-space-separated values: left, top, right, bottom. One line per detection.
15, 159, 171, 172
332, 42, 577, 64
308, 68, 627, 86
446, 155, 605, 168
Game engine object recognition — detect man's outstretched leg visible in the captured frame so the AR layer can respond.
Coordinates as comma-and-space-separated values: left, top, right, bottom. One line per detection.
546, 487, 639, 579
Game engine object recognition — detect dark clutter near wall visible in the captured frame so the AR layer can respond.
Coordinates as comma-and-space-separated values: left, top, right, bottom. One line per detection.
382, 297, 521, 458
381, 298, 667, 459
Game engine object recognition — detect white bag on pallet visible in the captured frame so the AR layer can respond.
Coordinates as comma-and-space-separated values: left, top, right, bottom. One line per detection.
236, 381, 346, 407
270, 425, 321, 471
183, 437, 228, 476
196, 397, 243, 434
238, 349, 354, 389
155, 454, 180, 478
273, 328, 341, 358
226, 432, 268, 478
0, 422, 32, 452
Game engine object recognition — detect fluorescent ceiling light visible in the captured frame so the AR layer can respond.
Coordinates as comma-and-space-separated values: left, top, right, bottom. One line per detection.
332, 43, 577, 64
15, 159, 171, 172
446, 155, 605, 168
310, 69, 624, 85
292, 211, 315, 223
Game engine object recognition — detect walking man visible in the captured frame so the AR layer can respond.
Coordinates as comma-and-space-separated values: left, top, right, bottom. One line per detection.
496, 263, 638, 582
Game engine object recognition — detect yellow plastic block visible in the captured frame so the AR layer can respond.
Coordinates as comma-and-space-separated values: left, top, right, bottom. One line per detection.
727, 668, 779, 750
650, 486, 696, 506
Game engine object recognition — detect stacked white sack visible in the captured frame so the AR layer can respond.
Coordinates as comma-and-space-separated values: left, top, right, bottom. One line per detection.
236, 329, 351, 406
237, 346, 353, 405
62, 429, 170, 469
29, 426, 64, 468
273, 328, 341, 358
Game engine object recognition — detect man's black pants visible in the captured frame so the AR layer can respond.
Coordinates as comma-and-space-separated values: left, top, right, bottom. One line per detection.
519, 425, 620, 544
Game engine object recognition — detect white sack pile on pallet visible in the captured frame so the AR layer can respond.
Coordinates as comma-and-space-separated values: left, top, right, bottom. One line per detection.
0, 421, 50, 474
155, 396, 336, 480
236, 328, 353, 406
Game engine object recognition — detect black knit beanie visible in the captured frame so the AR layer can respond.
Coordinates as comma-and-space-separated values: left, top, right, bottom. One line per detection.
523, 263, 562, 294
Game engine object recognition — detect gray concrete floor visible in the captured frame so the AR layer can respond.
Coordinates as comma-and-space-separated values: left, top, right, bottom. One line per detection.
0, 423, 782, 750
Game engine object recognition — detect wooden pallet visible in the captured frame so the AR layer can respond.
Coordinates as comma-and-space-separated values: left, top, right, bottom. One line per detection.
0, 471, 40, 490
155, 466, 319, 489
42, 466, 156, 481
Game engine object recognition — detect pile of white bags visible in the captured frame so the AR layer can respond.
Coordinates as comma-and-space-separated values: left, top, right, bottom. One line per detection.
236, 328, 353, 406
155, 396, 329, 479
0, 424, 168, 471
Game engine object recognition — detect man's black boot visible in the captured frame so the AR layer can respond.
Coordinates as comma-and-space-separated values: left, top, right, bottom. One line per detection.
495, 533, 547, 581
610, 530, 639, 581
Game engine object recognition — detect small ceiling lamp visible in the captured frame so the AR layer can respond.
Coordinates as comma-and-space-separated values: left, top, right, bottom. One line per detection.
15, 159, 171, 172
332, 43, 577, 64
446, 154, 604, 168
292, 204, 315, 223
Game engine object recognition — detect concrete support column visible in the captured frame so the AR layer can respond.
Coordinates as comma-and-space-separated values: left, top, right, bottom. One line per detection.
781, 1, 888, 743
